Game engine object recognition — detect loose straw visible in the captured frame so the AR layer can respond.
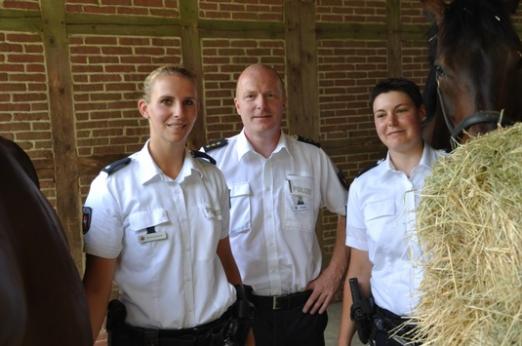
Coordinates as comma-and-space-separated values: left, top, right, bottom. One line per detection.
410, 123, 522, 345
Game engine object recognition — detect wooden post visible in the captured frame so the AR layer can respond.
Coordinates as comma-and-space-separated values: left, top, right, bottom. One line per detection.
179, 0, 206, 149
387, 0, 402, 77
40, 0, 83, 268
284, 0, 319, 140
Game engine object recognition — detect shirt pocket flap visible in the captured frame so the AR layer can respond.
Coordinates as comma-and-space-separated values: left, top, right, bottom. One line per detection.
363, 199, 395, 222
229, 182, 251, 198
128, 209, 169, 231
286, 174, 313, 197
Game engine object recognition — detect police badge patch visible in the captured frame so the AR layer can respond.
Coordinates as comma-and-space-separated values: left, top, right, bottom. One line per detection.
82, 207, 92, 234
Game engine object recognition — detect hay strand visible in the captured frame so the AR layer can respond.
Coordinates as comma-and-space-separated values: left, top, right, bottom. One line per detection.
411, 123, 522, 345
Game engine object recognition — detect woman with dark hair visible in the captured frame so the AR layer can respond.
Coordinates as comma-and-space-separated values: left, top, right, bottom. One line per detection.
338, 78, 445, 346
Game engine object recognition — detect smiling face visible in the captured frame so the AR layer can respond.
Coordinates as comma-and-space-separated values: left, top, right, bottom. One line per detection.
372, 90, 425, 155
234, 65, 285, 140
138, 74, 197, 148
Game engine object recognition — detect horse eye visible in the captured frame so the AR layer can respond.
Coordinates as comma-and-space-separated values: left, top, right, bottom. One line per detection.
434, 65, 446, 77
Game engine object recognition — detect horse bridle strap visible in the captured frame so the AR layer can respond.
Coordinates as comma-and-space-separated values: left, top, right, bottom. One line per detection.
435, 78, 514, 142
450, 111, 513, 139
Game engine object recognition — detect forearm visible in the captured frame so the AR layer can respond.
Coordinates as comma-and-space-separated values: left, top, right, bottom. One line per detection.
325, 215, 349, 280
82, 255, 117, 340
217, 237, 242, 285
338, 276, 357, 346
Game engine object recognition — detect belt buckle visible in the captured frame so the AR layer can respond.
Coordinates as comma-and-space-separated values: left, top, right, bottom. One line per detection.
272, 296, 280, 310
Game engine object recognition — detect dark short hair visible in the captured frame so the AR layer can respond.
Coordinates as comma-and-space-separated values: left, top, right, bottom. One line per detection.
369, 78, 424, 110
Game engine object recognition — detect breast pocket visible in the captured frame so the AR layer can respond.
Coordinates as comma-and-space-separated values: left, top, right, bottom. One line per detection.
125, 209, 170, 270
363, 199, 397, 244
229, 183, 251, 236
284, 174, 315, 232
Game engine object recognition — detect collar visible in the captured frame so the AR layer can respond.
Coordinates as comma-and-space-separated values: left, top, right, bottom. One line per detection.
136, 140, 201, 185
236, 129, 289, 160
384, 143, 433, 173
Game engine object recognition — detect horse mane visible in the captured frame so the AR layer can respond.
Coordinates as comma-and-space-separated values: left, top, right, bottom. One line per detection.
439, 0, 520, 53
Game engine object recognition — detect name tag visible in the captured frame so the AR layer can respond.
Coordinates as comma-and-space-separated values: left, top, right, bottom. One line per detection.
139, 231, 168, 244
288, 177, 312, 197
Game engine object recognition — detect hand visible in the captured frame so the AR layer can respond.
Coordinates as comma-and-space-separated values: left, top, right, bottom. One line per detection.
302, 265, 343, 314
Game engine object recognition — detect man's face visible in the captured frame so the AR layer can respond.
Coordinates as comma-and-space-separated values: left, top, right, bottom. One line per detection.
234, 67, 285, 139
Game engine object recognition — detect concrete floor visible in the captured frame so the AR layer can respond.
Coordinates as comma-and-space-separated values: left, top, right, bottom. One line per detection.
325, 302, 365, 346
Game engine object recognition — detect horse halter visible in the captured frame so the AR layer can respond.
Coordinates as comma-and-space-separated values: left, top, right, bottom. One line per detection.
435, 75, 514, 147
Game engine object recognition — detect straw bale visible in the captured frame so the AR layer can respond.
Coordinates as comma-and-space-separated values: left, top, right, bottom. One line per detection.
412, 123, 522, 346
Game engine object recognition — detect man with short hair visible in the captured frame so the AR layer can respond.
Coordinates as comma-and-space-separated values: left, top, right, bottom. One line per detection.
203, 64, 349, 346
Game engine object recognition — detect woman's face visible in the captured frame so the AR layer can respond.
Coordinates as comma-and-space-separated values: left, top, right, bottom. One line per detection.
372, 90, 425, 154
139, 74, 197, 146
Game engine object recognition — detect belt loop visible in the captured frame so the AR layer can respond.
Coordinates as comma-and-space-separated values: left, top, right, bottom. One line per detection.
272, 296, 280, 310
143, 329, 159, 346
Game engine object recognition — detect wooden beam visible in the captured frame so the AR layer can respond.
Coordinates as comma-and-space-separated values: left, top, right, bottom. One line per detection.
198, 19, 284, 39
40, 0, 83, 268
284, 0, 319, 140
179, 0, 206, 149
387, 0, 402, 77
316, 22, 386, 40
0, 9, 41, 32
65, 13, 182, 36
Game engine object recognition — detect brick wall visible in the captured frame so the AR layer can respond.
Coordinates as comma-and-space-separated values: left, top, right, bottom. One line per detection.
317, 39, 387, 142
316, 0, 386, 23
0, 31, 56, 202
0, 0, 39, 10
65, 0, 179, 17
199, 0, 283, 21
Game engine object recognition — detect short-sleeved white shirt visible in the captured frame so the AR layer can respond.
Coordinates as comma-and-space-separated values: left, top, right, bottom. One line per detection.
205, 130, 347, 296
84, 142, 236, 329
346, 144, 445, 316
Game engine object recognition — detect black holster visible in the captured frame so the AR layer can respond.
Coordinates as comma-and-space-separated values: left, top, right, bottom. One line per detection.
106, 299, 132, 346
349, 278, 375, 345
224, 285, 255, 346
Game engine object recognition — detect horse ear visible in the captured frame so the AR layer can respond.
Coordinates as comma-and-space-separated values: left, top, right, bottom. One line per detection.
420, 0, 446, 26
501, 0, 519, 14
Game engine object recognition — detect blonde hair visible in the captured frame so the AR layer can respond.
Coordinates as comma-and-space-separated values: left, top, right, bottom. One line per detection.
142, 65, 197, 102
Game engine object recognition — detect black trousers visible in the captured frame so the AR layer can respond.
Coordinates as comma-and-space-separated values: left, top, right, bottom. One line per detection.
108, 306, 234, 346
251, 291, 328, 346
372, 306, 419, 346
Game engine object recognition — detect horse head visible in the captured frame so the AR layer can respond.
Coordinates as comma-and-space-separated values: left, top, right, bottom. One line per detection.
421, 0, 522, 149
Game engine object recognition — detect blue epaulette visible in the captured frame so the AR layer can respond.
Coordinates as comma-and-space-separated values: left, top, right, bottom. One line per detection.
296, 135, 321, 148
191, 150, 216, 165
356, 159, 383, 178
203, 139, 228, 152
102, 157, 131, 175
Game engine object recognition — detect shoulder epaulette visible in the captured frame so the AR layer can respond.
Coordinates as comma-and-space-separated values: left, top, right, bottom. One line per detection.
337, 169, 350, 190
203, 139, 228, 152
191, 150, 216, 165
102, 157, 131, 175
356, 159, 383, 178
296, 135, 321, 148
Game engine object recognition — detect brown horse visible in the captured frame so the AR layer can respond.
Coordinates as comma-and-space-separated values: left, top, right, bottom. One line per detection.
421, 0, 522, 151
0, 136, 92, 346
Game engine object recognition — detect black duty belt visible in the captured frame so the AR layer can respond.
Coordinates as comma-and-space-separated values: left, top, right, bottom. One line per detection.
251, 290, 311, 310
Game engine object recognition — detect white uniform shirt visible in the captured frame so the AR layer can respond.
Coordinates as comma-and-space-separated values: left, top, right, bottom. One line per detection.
205, 130, 347, 296
346, 144, 445, 316
84, 142, 236, 329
